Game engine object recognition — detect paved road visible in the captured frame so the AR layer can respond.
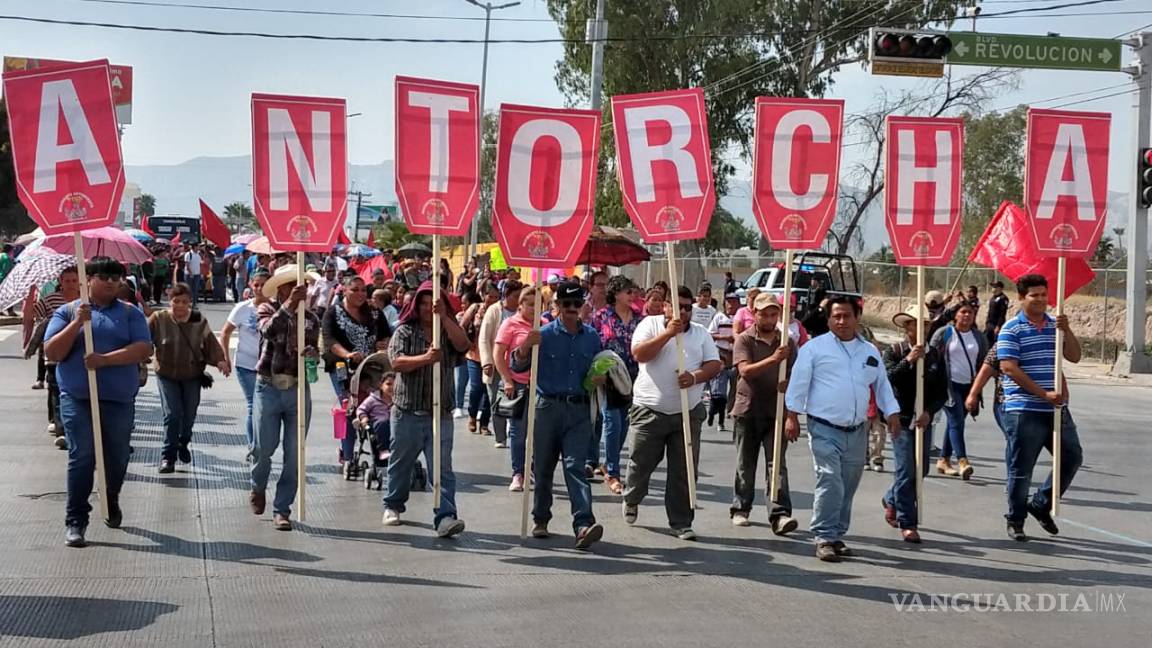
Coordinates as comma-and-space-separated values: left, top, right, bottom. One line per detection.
0, 303, 1149, 647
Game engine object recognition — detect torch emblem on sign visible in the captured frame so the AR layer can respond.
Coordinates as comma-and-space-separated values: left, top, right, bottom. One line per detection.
59, 192, 93, 222
909, 231, 935, 257
421, 198, 448, 225
782, 214, 807, 240
656, 205, 684, 232
289, 215, 318, 241
1050, 224, 1079, 249
523, 231, 555, 258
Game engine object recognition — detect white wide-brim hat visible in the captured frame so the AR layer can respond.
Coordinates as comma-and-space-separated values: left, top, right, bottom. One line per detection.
262, 263, 321, 300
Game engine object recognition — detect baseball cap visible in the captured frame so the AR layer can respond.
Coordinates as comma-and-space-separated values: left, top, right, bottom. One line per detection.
924, 290, 945, 306
753, 292, 782, 312
555, 281, 586, 303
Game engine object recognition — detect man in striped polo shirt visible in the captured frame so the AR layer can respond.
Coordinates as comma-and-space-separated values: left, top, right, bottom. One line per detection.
996, 274, 1083, 542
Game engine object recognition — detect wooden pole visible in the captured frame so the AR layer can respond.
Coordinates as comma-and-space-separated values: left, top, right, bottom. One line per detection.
519, 280, 543, 539
665, 242, 697, 509
1052, 256, 1066, 517
769, 249, 793, 506
432, 236, 442, 506
915, 265, 925, 525
74, 233, 109, 521
295, 252, 307, 521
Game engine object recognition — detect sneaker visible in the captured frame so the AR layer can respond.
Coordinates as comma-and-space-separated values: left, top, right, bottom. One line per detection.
771, 516, 799, 536
54, 436, 68, 450
622, 502, 638, 525
1006, 521, 1028, 542
177, 444, 192, 464
675, 527, 698, 541
31, 381, 45, 390
1027, 504, 1060, 536
65, 525, 87, 548
882, 499, 898, 528
575, 523, 604, 549
531, 522, 550, 538
273, 513, 293, 531
585, 465, 596, 480
509, 474, 525, 492
871, 459, 885, 473
104, 501, 122, 529
249, 490, 266, 515
382, 509, 402, 526
158, 460, 175, 474
901, 528, 922, 544
731, 513, 751, 527
494, 441, 508, 449
453, 408, 466, 419
436, 517, 466, 538
46, 422, 57, 435
816, 542, 841, 562
831, 540, 854, 557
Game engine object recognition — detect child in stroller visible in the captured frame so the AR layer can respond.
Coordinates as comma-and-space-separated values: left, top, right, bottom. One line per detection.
349, 358, 427, 492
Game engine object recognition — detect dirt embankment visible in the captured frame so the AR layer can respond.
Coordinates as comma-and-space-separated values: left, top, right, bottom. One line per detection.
863, 295, 1150, 342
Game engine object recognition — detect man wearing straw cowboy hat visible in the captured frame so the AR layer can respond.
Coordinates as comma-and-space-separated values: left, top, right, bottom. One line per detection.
881, 304, 949, 544
249, 263, 321, 532
785, 296, 901, 562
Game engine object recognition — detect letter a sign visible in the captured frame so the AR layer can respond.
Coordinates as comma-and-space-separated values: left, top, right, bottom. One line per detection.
252, 93, 348, 252
612, 88, 715, 242
2, 59, 124, 235
492, 104, 601, 267
1024, 108, 1110, 258
395, 76, 480, 236
884, 116, 965, 266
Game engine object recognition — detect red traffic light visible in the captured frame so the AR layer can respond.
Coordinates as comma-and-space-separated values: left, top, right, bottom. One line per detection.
1143, 148, 1152, 168
876, 33, 900, 56
1141, 148, 1152, 209
874, 32, 951, 60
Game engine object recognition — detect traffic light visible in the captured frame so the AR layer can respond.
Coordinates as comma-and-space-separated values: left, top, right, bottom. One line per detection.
1140, 148, 1152, 209
873, 32, 952, 62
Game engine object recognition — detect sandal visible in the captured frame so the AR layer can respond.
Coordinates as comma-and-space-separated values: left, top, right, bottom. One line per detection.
605, 476, 623, 495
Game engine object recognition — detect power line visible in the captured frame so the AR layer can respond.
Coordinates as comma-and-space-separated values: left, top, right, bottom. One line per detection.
65, 0, 561, 22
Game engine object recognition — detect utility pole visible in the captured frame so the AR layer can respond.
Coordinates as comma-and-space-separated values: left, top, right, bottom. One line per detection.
349, 189, 372, 243
588, 0, 607, 110
1115, 31, 1152, 375
464, 0, 520, 261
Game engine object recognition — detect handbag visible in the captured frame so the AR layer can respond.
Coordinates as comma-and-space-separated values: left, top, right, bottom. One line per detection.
175, 316, 214, 390
493, 385, 527, 419
604, 378, 632, 410
23, 317, 50, 358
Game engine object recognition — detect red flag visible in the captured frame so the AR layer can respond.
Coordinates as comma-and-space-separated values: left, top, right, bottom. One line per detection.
198, 199, 231, 249
365, 228, 376, 249
171, 231, 182, 247
141, 215, 156, 237
337, 229, 351, 245
969, 201, 1095, 305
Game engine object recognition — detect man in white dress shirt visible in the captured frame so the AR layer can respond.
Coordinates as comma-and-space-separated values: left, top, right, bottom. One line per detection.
785, 296, 901, 562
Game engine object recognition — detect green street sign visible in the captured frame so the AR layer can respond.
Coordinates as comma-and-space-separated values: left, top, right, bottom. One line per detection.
946, 32, 1123, 72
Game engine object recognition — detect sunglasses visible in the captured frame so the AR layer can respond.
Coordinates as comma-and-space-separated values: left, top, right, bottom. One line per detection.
93, 273, 123, 282
559, 299, 584, 309
678, 302, 693, 312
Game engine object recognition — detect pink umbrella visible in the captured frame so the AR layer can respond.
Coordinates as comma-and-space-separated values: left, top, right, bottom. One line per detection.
39, 227, 153, 266
233, 233, 261, 245
245, 235, 282, 255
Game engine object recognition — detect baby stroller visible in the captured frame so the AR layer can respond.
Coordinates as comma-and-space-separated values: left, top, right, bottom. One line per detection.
347, 352, 427, 492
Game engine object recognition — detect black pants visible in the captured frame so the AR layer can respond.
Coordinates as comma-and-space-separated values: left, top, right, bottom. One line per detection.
708, 396, 727, 428
730, 414, 792, 519
36, 348, 46, 383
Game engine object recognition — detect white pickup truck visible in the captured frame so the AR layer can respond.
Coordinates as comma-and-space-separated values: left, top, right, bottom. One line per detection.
736, 252, 862, 313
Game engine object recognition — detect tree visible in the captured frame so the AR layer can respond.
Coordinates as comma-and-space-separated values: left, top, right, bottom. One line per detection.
1093, 235, 1116, 266
0, 97, 33, 237
701, 206, 757, 252
222, 201, 258, 233
376, 221, 429, 251
138, 193, 156, 218
957, 106, 1026, 261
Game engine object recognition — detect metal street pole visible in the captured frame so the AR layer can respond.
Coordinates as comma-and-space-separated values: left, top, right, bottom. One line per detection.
464, 0, 520, 262
1115, 32, 1152, 375
588, 0, 607, 110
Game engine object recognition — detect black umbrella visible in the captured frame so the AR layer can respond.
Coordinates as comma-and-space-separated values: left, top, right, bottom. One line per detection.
395, 241, 433, 259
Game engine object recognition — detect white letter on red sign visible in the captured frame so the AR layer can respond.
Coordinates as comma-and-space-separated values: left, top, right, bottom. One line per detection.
896, 130, 953, 226
407, 91, 471, 193
622, 105, 703, 202
268, 109, 331, 211
771, 110, 830, 211
34, 80, 111, 193
508, 119, 583, 227
1036, 124, 1095, 221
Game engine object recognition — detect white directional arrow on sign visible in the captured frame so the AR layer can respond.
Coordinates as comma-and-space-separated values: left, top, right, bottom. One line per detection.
953, 40, 969, 57
1099, 48, 1113, 64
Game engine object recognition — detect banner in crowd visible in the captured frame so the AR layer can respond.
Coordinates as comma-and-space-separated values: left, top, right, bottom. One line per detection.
752, 97, 844, 248
1024, 108, 1111, 258
2, 59, 125, 235
492, 103, 601, 266
883, 116, 965, 266
394, 76, 481, 237
611, 88, 715, 242
251, 93, 348, 252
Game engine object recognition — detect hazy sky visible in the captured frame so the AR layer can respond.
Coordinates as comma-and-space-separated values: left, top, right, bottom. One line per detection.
6, 0, 1149, 193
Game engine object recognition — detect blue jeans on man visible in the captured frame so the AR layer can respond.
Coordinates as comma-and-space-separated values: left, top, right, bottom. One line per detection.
883, 423, 933, 529
187, 274, 202, 304
383, 408, 458, 527
235, 367, 258, 451
454, 363, 468, 411
1003, 408, 1082, 525
61, 395, 134, 528
157, 376, 202, 462
532, 397, 596, 534
250, 378, 312, 517
808, 418, 869, 545
941, 381, 971, 461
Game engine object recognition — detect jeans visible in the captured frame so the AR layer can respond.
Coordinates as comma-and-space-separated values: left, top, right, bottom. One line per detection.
503, 383, 529, 477
466, 360, 491, 427
454, 363, 467, 410
157, 376, 202, 462
532, 398, 596, 533
993, 402, 1008, 467
383, 408, 458, 527
329, 372, 356, 463
623, 403, 705, 530
1003, 408, 1083, 524
484, 380, 506, 442
370, 419, 391, 458
584, 409, 604, 470
883, 423, 932, 529
187, 274, 202, 304
941, 381, 971, 461
807, 418, 869, 545
236, 367, 258, 451
250, 378, 312, 517
60, 395, 134, 528
730, 414, 791, 520
599, 402, 630, 478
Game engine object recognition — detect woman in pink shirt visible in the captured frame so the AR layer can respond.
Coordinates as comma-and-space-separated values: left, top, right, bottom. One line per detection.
731, 288, 760, 336
492, 285, 538, 493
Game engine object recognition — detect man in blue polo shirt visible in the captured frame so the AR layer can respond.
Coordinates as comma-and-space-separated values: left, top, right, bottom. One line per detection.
997, 273, 1083, 542
515, 281, 605, 549
44, 257, 153, 548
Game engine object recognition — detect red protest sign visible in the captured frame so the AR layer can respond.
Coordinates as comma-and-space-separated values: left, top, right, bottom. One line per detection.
492, 104, 601, 267
251, 94, 348, 252
1024, 108, 1111, 258
752, 97, 844, 249
395, 76, 480, 236
2, 59, 125, 235
611, 88, 714, 242
883, 116, 965, 266
4, 57, 133, 124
